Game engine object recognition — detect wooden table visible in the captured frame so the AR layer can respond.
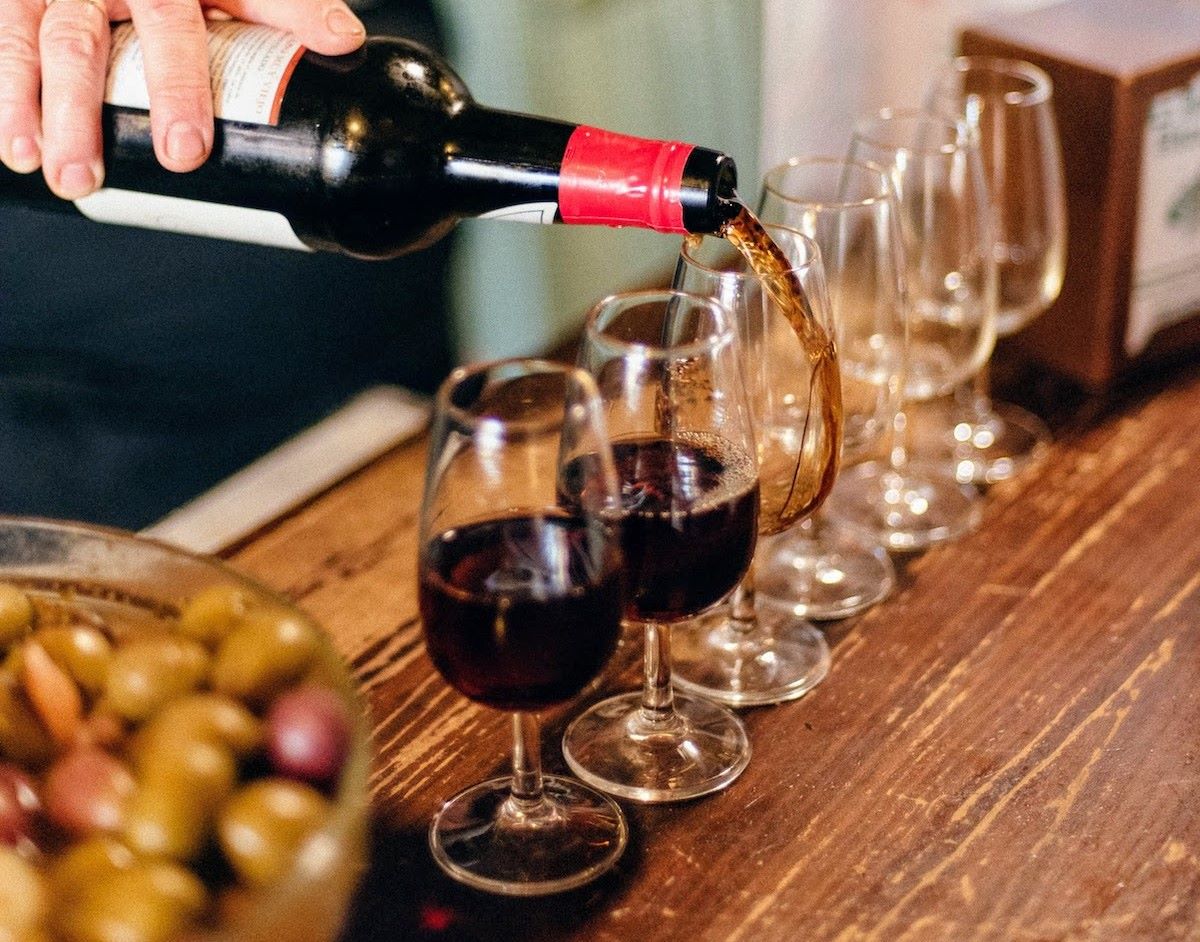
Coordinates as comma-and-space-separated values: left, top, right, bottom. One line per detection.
228, 357, 1200, 942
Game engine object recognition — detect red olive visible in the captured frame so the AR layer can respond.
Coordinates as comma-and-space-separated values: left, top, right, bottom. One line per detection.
0, 763, 39, 847
43, 747, 135, 838
266, 686, 352, 785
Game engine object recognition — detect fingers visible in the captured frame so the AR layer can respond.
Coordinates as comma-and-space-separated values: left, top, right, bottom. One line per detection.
39, 0, 110, 197
0, 0, 45, 173
213, 0, 364, 56
126, 0, 213, 172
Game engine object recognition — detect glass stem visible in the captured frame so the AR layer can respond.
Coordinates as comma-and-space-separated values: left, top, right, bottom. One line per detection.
889, 403, 911, 472
970, 359, 994, 419
729, 568, 757, 635
639, 622, 675, 724
508, 712, 546, 810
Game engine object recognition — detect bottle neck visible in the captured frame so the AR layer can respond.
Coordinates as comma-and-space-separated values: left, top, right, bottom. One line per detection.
445, 107, 739, 235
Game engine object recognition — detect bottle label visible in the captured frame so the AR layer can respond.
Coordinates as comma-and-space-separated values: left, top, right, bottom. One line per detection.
76, 188, 311, 251
478, 202, 559, 224
104, 21, 305, 126
558, 126, 694, 234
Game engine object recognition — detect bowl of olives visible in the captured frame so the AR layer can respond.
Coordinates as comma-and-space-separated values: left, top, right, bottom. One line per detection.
0, 517, 370, 942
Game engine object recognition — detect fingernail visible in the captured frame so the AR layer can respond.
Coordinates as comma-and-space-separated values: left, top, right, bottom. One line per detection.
8, 136, 41, 173
57, 161, 100, 199
326, 7, 365, 37
166, 121, 207, 164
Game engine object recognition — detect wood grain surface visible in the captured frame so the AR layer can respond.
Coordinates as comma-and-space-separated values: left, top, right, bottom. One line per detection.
230, 358, 1200, 942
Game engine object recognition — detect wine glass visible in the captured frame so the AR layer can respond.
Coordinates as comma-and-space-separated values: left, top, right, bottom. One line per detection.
418, 358, 628, 895
560, 290, 756, 802
927, 56, 1067, 484
754, 156, 905, 618
668, 226, 845, 706
829, 109, 997, 551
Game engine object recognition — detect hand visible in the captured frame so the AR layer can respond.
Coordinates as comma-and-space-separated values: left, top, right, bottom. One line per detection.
0, 0, 367, 199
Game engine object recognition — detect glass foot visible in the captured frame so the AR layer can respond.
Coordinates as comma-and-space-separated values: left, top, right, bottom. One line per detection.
562, 692, 750, 803
951, 399, 1052, 485
827, 459, 982, 552
755, 521, 895, 620
671, 606, 830, 706
429, 775, 628, 896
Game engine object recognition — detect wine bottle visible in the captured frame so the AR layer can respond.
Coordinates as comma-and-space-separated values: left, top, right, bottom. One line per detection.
0, 22, 740, 259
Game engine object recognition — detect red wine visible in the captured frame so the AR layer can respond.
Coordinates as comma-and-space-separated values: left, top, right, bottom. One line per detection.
562, 434, 758, 623
419, 514, 622, 712
0, 22, 739, 258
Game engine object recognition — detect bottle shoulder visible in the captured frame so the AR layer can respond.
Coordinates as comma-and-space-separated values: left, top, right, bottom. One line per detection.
287, 35, 473, 121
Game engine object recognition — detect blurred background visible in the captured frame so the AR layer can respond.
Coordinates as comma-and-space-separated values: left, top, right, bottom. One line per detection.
435, 0, 1059, 361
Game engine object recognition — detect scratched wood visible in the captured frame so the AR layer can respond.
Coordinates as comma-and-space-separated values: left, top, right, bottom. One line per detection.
230, 359, 1200, 942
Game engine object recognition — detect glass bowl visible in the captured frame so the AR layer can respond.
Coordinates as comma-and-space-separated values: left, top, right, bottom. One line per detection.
0, 516, 370, 942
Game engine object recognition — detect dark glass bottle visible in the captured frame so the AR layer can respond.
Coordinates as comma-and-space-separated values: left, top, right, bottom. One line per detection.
0, 24, 740, 259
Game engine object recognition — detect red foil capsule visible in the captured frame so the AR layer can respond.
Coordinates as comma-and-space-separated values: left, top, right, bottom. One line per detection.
558, 126, 695, 234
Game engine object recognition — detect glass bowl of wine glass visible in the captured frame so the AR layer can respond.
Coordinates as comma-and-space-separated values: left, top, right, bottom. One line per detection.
0, 516, 370, 942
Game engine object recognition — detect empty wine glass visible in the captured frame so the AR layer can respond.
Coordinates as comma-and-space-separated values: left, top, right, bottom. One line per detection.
829, 109, 997, 551
927, 56, 1067, 484
668, 226, 844, 706
560, 290, 757, 802
418, 359, 628, 895
755, 156, 905, 618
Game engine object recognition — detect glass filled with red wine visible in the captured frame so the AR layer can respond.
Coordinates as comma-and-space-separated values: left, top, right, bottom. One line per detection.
418, 359, 627, 895
560, 290, 757, 803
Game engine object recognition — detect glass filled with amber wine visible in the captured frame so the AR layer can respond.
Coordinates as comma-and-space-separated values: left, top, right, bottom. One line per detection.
669, 225, 844, 706
754, 156, 906, 619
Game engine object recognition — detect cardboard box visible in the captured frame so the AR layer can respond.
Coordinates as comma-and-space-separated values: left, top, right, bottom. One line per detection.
961, 0, 1200, 390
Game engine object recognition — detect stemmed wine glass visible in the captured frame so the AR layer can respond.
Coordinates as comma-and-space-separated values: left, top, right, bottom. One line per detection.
668, 226, 845, 706
561, 290, 756, 802
418, 359, 628, 895
829, 109, 997, 551
754, 157, 905, 618
927, 56, 1067, 484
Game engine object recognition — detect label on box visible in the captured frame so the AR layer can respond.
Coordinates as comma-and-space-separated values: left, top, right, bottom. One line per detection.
1128, 70, 1200, 355
105, 21, 304, 126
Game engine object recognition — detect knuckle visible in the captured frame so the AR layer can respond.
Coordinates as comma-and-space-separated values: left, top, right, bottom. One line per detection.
0, 23, 39, 70
148, 76, 210, 111
137, 0, 203, 28
40, 19, 103, 62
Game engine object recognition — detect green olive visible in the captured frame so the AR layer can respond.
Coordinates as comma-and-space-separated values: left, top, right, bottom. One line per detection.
0, 672, 56, 767
58, 860, 207, 942
49, 837, 136, 904
177, 584, 251, 647
218, 778, 330, 888
104, 635, 210, 722
139, 693, 262, 759
34, 626, 112, 697
0, 583, 33, 647
211, 610, 319, 706
135, 734, 237, 806
0, 845, 46, 939
122, 775, 213, 861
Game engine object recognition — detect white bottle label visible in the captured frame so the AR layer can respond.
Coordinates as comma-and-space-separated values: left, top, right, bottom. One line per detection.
76, 188, 312, 252
105, 21, 304, 125
478, 202, 559, 224
1128, 70, 1200, 355
78, 22, 310, 249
